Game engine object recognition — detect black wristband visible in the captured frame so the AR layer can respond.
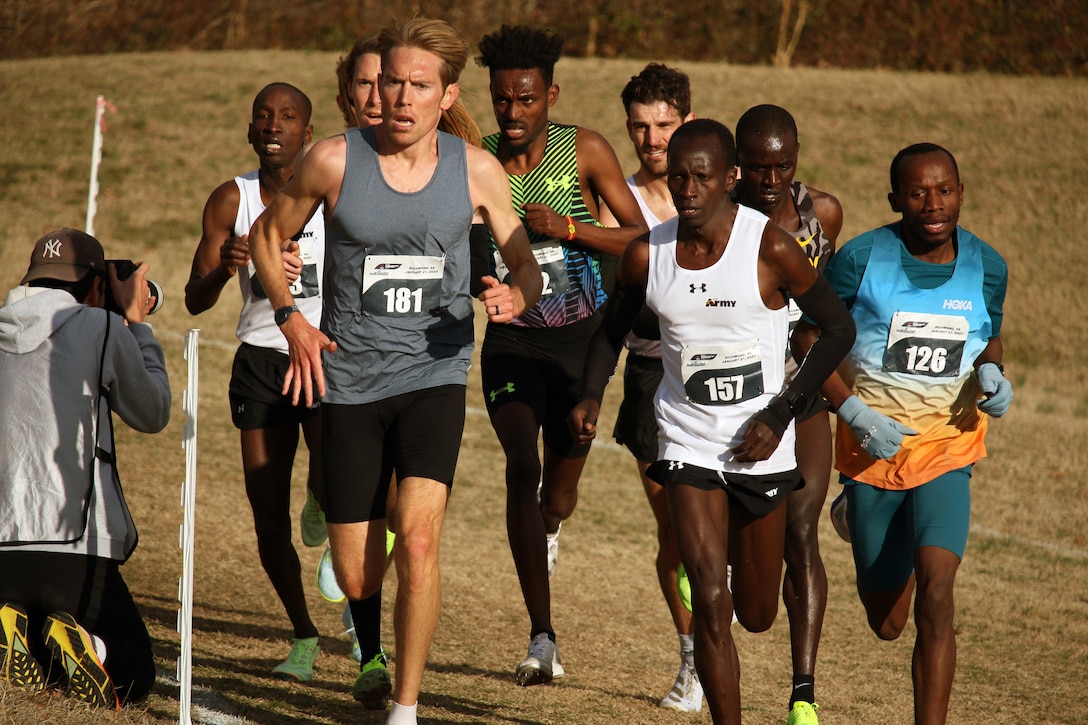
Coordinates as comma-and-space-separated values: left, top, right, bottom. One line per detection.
752, 395, 793, 441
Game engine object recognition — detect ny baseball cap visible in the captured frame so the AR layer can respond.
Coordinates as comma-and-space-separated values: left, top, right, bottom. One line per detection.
20, 228, 106, 285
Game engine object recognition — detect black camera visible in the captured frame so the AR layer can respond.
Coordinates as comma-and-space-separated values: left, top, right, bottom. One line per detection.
105, 259, 164, 316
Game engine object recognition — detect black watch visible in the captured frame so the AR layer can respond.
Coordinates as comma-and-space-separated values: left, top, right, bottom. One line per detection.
274, 304, 300, 326
781, 390, 807, 417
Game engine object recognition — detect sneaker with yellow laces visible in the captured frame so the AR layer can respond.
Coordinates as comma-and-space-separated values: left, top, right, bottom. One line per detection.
301, 487, 328, 547
272, 636, 319, 682
787, 701, 820, 725
352, 648, 392, 709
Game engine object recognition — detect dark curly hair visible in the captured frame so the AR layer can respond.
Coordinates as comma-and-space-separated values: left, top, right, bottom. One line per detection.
620, 63, 691, 118
475, 25, 565, 86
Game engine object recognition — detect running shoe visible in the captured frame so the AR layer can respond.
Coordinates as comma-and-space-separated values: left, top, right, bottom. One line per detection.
830, 490, 851, 542
658, 661, 703, 712
787, 701, 820, 725
546, 523, 562, 578
272, 637, 319, 682
342, 603, 361, 663
515, 632, 563, 686
352, 648, 392, 709
678, 564, 738, 623
317, 545, 346, 603
678, 563, 692, 612
42, 611, 118, 708
301, 487, 328, 547
0, 603, 44, 692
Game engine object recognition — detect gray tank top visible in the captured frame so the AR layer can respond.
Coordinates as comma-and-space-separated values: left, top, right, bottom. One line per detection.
323, 127, 474, 404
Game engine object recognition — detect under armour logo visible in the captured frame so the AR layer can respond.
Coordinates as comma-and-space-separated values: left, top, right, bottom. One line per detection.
689, 283, 706, 294
668, 460, 685, 470
544, 174, 574, 193
489, 382, 516, 403
43, 239, 62, 258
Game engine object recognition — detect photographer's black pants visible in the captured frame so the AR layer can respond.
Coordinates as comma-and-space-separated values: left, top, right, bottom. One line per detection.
0, 551, 155, 703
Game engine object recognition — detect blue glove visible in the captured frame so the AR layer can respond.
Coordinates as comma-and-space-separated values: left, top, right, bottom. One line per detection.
837, 395, 918, 460
976, 362, 1013, 417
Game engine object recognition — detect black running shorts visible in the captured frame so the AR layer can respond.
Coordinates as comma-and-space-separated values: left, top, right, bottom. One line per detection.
647, 460, 801, 518
321, 384, 466, 523
612, 353, 663, 463
228, 343, 319, 430
480, 312, 601, 459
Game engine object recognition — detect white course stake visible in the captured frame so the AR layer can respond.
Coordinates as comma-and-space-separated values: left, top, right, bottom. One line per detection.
85, 95, 115, 236
178, 330, 200, 725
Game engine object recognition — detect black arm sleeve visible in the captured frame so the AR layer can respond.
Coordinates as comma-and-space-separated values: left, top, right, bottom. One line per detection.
580, 282, 646, 403
752, 276, 854, 440
786, 275, 855, 399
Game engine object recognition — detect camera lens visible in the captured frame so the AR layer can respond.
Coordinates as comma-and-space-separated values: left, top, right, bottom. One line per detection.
147, 279, 164, 315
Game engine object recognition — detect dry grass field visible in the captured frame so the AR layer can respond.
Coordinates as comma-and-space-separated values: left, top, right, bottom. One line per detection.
0, 49, 1086, 724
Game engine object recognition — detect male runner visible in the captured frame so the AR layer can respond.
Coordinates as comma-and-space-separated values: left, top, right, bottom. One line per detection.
601, 62, 702, 712
248, 18, 541, 725
570, 119, 855, 724
185, 82, 326, 682
474, 23, 647, 686
796, 143, 1011, 725
733, 103, 843, 725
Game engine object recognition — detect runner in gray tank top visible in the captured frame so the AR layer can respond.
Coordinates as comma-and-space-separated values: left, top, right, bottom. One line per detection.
248, 18, 541, 725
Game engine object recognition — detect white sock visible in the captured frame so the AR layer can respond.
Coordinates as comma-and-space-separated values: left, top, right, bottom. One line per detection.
678, 632, 695, 668
92, 634, 108, 664
386, 700, 418, 725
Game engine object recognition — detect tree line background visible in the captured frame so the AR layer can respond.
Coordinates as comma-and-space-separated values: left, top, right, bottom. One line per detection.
2, 0, 1084, 75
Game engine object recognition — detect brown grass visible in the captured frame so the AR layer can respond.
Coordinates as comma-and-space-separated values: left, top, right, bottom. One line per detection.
0, 51, 1086, 724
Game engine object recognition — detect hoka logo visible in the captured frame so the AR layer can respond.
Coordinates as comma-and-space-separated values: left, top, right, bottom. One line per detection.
690, 353, 717, 361
489, 382, 516, 403
705, 299, 737, 308
943, 299, 972, 310
375, 263, 402, 270
544, 174, 575, 193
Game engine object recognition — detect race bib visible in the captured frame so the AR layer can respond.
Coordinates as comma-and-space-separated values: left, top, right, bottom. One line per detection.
883, 311, 968, 378
681, 341, 764, 405
493, 241, 570, 300
248, 239, 321, 300
361, 254, 445, 317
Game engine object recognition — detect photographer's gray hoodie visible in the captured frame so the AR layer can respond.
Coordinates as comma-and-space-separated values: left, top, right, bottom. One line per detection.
0, 286, 170, 560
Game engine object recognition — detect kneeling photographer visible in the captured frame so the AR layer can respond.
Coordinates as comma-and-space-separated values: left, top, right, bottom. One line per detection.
0, 228, 170, 708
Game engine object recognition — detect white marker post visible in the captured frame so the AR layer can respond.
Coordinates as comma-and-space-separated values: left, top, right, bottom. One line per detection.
85, 96, 115, 236
178, 330, 200, 725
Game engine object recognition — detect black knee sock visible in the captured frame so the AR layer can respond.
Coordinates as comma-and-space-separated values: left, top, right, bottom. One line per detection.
349, 587, 383, 664
790, 674, 815, 706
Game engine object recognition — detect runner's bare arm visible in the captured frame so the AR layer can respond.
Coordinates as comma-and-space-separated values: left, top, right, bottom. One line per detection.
520, 128, 646, 256
468, 146, 543, 322
249, 137, 344, 406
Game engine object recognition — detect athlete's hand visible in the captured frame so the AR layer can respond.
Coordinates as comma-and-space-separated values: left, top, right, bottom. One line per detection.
218, 234, 250, 276
479, 275, 516, 323
282, 240, 302, 284
837, 395, 917, 460
568, 400, 600, 446
731, 418, 784, 462
976, 362, 1013, 417
280, 313, 337, 408
522, 203, 565, 240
